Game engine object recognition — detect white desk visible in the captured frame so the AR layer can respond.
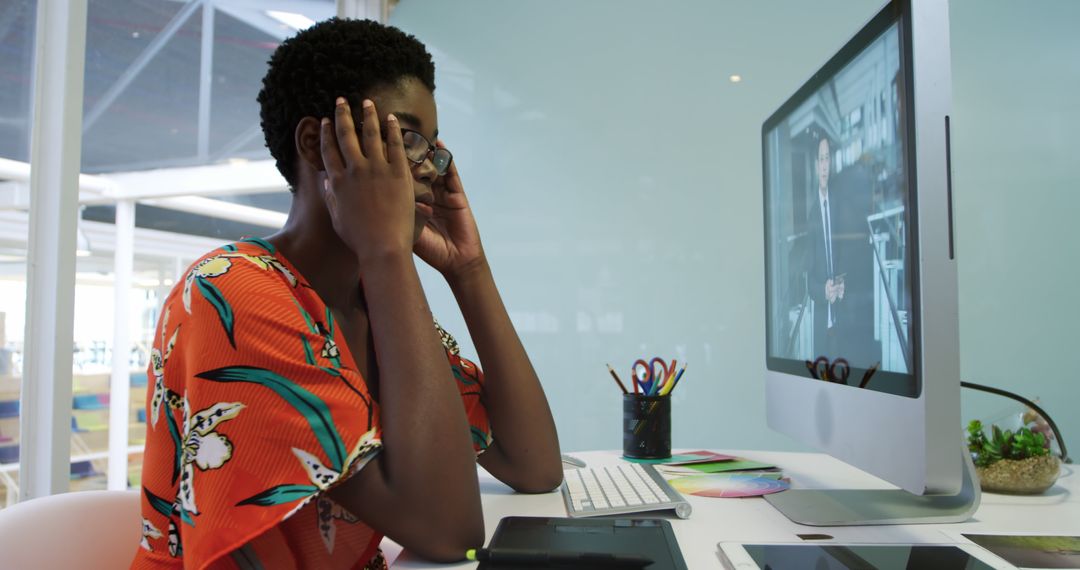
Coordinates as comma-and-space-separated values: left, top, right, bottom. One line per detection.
390, 450, 1078, 568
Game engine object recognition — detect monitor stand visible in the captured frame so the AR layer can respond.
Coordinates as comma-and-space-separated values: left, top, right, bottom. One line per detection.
763, 444, 981, 525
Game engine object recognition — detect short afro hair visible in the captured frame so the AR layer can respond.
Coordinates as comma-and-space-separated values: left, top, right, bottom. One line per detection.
257, 18, 436, 188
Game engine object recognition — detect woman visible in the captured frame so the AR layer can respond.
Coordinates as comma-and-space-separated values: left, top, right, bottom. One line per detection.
132, 18, 562, 569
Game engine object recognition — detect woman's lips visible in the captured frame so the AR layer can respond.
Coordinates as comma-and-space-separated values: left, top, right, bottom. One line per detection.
415, 202, 434, 218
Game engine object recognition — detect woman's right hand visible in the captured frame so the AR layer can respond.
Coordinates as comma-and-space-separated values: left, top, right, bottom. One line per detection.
321, 98, 485, 560
320, 97, 415, 269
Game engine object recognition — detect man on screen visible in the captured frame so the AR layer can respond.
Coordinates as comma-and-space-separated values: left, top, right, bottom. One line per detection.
806, 134, 881, 376
808, 136, 844, 358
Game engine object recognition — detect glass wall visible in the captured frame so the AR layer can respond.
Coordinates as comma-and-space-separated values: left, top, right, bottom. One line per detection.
390, 0, 893, 453
949, 0, 1080, 450
0, 0, 332, 508
0, 0, 37, 508
389, 0, 1080, 453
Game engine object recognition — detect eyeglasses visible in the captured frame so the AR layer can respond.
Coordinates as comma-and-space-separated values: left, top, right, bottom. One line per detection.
357, 123, 452, 176
401, 128, 452, 176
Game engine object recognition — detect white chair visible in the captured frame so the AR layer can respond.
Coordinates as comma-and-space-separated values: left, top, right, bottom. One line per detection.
0, 489, 140, 570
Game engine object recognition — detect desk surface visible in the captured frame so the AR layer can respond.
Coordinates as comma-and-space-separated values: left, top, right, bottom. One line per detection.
390, 450, 1078, 568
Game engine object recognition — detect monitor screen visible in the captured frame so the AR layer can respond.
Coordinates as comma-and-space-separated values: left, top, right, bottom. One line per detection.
763, 18, 918, 397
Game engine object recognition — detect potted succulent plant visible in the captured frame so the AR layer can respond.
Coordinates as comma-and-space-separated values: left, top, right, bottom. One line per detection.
966, 419, 1061, 494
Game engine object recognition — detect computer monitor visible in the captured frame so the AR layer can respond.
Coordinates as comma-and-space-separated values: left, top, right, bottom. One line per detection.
761, 0, 979, 525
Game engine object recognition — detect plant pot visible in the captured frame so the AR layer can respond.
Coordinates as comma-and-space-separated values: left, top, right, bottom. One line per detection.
974, 455, 1061, 494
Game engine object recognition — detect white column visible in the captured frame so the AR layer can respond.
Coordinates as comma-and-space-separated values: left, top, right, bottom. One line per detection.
107, 200, 135, 490
20, 0, 88, 500
337, 0, 389, 22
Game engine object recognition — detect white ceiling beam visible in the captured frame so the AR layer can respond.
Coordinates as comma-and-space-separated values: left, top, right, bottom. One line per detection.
0, 156, 115, 195
0, 211, 32, 245
0, 210, 228, 262
0, 182, 30, 210
142, 195, 286, 228
2, 158, 287, 203
88, 159, 289, 202
82, 219, 224, 260
0, 187, 285, 228
1, 159, 290, 224
0, 156, 30, 180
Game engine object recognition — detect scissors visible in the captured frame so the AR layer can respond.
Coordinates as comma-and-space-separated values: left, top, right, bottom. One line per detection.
805, 356, 850, 384
632, 357, 677, 396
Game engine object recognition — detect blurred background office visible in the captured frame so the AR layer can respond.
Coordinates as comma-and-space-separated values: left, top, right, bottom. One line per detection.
0, 0, 1076, 509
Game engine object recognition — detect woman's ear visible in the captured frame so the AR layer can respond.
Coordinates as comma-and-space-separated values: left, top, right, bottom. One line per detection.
295, 116, 325, 172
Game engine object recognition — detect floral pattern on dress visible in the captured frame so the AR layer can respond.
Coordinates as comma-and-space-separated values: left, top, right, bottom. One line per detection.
133, 240, 491, 569
177, 398, 244, 520
181, 247, 298, 349
140, 518, 163, 552
316, 496, 360, 554
150, 306, 180, 428
434, 318, 460, 356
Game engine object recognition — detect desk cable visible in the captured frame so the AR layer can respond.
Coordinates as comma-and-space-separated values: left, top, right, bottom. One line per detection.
961, 381, 1070, 464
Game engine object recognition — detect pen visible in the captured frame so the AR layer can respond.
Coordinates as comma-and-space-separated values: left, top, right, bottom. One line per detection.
606, 363, 630, 394
660, 363, 686, 396
466, 548, 654, 568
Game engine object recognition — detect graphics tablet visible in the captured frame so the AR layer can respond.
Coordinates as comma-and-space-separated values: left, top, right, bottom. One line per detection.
479, 516, 687, 570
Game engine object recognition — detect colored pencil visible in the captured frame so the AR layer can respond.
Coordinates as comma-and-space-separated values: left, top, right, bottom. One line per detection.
661, 363, 687, 396
606, 364, 629, 394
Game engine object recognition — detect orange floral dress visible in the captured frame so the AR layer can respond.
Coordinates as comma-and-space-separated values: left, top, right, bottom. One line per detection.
130, 238, 492, 570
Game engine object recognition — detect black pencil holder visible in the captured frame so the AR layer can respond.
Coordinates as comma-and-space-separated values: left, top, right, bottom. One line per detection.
622, 394, 671, 460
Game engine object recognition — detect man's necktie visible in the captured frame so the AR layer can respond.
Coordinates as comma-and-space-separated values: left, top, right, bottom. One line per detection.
824, 197, 833, 277
824, 197, 835, 328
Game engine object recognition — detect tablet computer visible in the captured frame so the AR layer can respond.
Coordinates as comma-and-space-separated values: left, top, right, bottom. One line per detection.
717, 542, 1015, 570
479, 517, 687, 570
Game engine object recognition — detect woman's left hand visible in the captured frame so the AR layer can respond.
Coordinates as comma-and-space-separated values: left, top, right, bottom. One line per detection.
414, 140, 487, 279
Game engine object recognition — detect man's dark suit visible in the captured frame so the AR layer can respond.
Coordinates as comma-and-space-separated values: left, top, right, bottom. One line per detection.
807, 188, 841, 358
805, 165, 880, 371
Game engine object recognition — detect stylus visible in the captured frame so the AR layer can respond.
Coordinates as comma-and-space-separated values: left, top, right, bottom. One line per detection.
466, 547, 654, 567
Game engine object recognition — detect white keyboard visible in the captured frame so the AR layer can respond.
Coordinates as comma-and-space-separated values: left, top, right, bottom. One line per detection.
561, 463, 692, 519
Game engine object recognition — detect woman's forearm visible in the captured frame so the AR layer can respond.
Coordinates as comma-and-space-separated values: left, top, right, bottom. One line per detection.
448, 260, 563, 492
331, 253, 483, 561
